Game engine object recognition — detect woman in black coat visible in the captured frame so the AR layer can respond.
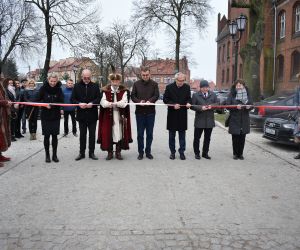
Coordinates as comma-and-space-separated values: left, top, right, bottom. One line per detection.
226, 79, 253, 160
37, 75, 64, 163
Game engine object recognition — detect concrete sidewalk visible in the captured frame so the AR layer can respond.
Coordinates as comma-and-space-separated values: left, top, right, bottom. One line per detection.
0, 102, 299, 249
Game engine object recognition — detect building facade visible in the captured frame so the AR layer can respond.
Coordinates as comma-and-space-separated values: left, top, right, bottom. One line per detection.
216, 0, 300, 96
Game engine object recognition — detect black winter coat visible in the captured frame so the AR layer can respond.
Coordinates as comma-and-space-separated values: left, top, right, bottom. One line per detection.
71, 80, 101, 122
163, 82, 191, 131
226, 86, 253, 135
191, 91, 218, 128
37, 81, 64, 121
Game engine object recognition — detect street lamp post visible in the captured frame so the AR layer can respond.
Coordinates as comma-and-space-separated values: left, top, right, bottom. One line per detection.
73, 65, 79, 83
228, 14, 247, 82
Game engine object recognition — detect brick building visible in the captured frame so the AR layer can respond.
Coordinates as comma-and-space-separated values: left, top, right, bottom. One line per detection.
216, 0, 300, 96
216, 0, 249, 90
144, 57, 190, 93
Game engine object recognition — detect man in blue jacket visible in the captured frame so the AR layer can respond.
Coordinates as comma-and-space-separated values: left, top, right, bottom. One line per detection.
62, 79, 77, 137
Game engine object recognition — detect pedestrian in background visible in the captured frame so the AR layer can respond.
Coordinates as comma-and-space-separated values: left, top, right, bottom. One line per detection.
62, 79, 77, 137
20, 79, 28, 134
71, 69, 101, 161
98, 73, 132, 160
37, 74, 64, 163
0, 78, 12, 166
191, 79, 218, 160
131, 66, 159, 160
14, 80, 24, 139
293, 84, 300, 160
3, 79, 18, 142
24, 79, 39, 140
163, 72, 191, 160
226, 79, 253, 160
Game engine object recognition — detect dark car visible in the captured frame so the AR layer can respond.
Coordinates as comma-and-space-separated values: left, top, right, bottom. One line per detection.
250, 92, 296, 128
263, 110, 297, 146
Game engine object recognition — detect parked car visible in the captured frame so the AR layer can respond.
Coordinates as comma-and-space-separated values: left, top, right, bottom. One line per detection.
263, 110, 297, 146
250, 92, 296, 128
215, 90, 229, 114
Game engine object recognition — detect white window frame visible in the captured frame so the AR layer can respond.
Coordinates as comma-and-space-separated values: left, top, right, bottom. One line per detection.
295, 5, 300, 33
280, 12, 286, 38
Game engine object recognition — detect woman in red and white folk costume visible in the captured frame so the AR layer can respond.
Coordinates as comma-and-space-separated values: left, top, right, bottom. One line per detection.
0, 79, 12, 166
98, 74, 132, 160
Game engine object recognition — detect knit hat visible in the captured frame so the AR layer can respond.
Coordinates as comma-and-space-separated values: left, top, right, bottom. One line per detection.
200, 79, 209, 88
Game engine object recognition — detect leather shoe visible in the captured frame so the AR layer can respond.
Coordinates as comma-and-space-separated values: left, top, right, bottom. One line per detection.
89, 153, 98, 160
202, 154, 211, 160
0, 155, 11, 162
180, 153, 186, 160
195, 154, 201, 160
73, 133, 78, 137
169, 153, 175, 160
137, 154, 143, 160
146, 153, 153, 159
233, 155, 238, 160
294, 154, 300, 159
239, 155, 244, 160
75, 154, 85, 161
52, 155, 59, 163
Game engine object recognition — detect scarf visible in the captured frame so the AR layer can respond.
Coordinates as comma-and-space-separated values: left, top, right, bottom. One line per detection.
236, 88, 248, 104
8, 85, 16, 98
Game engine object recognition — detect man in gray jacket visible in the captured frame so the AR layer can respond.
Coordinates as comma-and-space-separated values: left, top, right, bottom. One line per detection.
191, 80, 218, 159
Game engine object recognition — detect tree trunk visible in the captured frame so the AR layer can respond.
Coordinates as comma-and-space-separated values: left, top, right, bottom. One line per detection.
42, 13, 53, 82
175, 26, 181, 73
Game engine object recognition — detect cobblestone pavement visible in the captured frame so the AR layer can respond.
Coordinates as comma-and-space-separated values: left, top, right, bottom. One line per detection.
1, 103, 300, 249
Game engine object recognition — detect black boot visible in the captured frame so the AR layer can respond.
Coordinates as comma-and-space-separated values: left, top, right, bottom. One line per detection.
52, 135, 59, 163
45, 150, 51, 163
44, 135, 51, 163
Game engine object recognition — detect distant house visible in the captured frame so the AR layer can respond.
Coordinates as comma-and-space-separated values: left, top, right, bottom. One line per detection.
143, 57, 191, 93
27, 68, 43, 81
48, 57, 100, 83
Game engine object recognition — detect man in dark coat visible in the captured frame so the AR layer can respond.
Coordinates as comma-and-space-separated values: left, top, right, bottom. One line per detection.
71, 69, 101, 161
131, 66, 159, 160
163, 72, 191, 160
191, 80, 218, 160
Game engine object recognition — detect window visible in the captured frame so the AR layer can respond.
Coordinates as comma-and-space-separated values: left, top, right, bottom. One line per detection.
227, 41, 230, 61
226, 68, 229, 83
277, 55, 284, 81
291, 50, 300, 79
279, 11, 286, 39
222, 44, 225, 63
218, 46, 221, 64
222, 70, 225, 83
294, 4, 300, 33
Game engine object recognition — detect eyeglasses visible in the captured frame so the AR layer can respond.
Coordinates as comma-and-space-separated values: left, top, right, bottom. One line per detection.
83, 77, 91, 80
141, 74, 150, 77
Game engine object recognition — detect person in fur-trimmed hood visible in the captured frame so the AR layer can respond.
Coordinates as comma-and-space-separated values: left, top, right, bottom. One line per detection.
98, 73, 132, 160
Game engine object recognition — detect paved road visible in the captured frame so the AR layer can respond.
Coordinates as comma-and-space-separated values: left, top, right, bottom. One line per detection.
0, 102, 299, 249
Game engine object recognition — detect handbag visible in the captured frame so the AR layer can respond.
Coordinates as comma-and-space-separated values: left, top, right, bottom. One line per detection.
225, 114, 231, 127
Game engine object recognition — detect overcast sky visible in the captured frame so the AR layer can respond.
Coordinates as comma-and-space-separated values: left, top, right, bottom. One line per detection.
18, 0, 228, 82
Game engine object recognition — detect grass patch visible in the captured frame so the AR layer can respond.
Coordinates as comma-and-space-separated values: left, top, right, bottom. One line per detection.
215, 113, 226, 125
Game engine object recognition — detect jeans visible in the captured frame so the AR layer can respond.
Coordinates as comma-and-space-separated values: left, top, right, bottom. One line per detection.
64, 110, 77, 134
193, 128, 213, 156
78, 121, 97, 155
136, 113, 155, 155
28, 108, 38, 133
169, 130, 186, 154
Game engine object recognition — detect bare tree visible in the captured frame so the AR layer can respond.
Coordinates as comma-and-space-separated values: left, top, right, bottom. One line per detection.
132, 0, 212, 71
0, 0, 39, 75
109, 21, 146, 83
25, 0, 99, 80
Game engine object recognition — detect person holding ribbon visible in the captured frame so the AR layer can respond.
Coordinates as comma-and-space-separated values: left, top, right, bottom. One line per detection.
37, 74, 64, 163
294, 85, 300, 159
0, 78, 12, 166
163, 72, 191, 160
131, 66, 159, 160
191, 79, 218, 160
71, 69, 101, 161
24, 79, 39, 140
98, 73, 132, 160
226, 79, 253, 160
